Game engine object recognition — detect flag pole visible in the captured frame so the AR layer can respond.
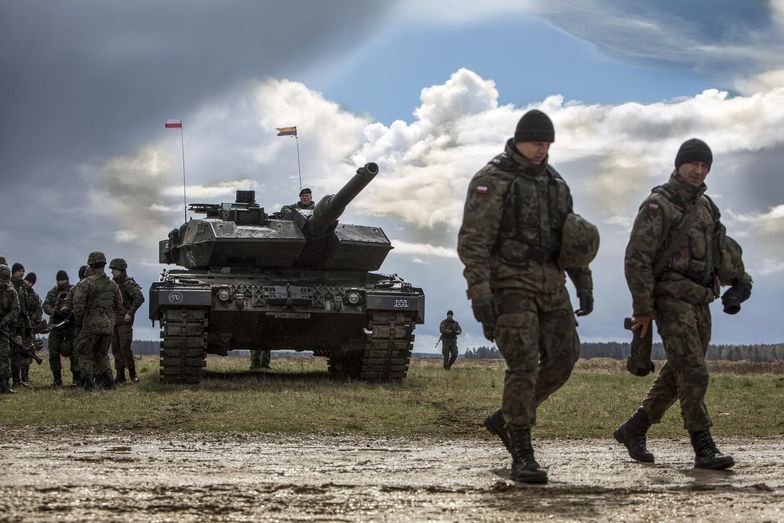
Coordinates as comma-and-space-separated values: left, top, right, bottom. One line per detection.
295, 134, 302, 190
180, 125, 187, 222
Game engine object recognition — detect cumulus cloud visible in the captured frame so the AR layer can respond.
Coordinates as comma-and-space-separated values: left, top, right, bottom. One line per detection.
758, 258, 784, 276
726, 205, 784, 237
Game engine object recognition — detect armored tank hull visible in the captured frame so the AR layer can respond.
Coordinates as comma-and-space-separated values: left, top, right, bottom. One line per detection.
149, 163, 425, 384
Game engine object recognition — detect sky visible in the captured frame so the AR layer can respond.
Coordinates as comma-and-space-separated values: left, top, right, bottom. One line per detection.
2, 0, 783, 352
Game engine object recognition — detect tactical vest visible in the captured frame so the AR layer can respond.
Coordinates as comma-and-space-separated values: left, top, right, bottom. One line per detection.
649, 183, 723, 286
90, 274, 117, 311
491, 153, 571, 265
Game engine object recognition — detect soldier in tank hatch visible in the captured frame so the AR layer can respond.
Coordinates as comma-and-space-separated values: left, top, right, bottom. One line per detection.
281, 187, 316, 213
457, 110, 598, 484
614, 138, 752, 470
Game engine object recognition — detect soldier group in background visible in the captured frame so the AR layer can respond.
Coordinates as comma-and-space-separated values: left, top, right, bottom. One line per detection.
438, 310, 462, 370
0, 252, 144, 392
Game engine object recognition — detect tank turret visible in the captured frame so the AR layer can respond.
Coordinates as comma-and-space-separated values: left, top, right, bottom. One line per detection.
305, 162, 378, 236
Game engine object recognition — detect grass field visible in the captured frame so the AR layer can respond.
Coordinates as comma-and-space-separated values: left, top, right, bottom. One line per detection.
2, 356, 782, 439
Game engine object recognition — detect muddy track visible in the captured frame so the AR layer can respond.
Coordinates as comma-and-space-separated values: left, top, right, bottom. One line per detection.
0, 429, 781, 522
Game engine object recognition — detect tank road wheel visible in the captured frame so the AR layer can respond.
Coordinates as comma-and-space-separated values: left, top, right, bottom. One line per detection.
361, 311, 416, 383
160, 307, 208, 384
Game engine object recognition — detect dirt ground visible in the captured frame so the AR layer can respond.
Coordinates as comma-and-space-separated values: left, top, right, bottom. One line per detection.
0, 429, 781, 522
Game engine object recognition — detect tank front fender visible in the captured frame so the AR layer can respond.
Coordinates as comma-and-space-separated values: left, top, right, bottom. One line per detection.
366, 293, 425, 324
149, 283, 212, 320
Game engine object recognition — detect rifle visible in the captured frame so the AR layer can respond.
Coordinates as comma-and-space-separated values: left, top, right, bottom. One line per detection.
0, 327, 43, 365
434, 336, 442, 349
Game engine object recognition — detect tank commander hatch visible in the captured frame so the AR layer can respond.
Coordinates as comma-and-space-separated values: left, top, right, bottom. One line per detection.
281, 188, 316, 213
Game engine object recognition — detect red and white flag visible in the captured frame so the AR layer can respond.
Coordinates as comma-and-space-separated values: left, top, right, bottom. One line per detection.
165, 119, 182, 129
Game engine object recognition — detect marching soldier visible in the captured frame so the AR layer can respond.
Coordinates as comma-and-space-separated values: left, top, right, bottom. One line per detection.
109, 258, 144, 383
73, 252, 122, 391
457, 110, 598, 484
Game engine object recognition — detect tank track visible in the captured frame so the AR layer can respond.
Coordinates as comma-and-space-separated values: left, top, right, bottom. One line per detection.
359, 311, 416, 382
159, 307, 208, 384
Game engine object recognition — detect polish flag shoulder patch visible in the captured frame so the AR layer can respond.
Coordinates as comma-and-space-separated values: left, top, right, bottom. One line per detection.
475, 185, 489, 195
647, 202, 659, 213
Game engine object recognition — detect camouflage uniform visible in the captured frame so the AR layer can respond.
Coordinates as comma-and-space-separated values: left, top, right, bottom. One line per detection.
110, 263, 145, 382
20, 283, 44, 382
250, 349, 271, 369
0, 266, 20, 393
458, 139, 592, 431
73, 265, 123, 390
10, 274, 30, 386
438, 317, 462, 369
281, 200, 315, 213
43, 282, 76, 384
625, 172, 752, 432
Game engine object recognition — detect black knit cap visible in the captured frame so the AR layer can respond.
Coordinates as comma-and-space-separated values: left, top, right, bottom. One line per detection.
514, 109, 555, 143
675, 138, 712, 169
11, 262, 24, 274
447, 310, 454, 315
299, 187, 312, 196
56, 270, 69, 281
24, 272, 36, 284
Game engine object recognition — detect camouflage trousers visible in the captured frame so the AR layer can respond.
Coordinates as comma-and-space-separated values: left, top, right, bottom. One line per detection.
442, 340, 458, 369
0, 336, 10, 386
642, 298, 712, 432
48, 329, 77, 374
493, 287, 580, 431
75, 333, 112, 384
111, 322, 135, 373
250, 349, 271, 368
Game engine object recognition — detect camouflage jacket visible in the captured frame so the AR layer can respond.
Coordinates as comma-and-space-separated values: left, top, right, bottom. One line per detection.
439, 318, 462, 340
458, 139, 593, 299
25, 287, 43, 325
11, 276, 29, 333
72, 270, 123, 336
0, 282, 20, 331
624, 172, 749, 315
113, 273, 145, 324
43, 283, 72, 317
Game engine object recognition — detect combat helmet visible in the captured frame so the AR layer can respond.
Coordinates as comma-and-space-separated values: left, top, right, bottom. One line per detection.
87, 251, 107, 266
0, 256, 7, 265
558, 213, 600, 269
109, 258, 128, 271
0, 264, 10, 283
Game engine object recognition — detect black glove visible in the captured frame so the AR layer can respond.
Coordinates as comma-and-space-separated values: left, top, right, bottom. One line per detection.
471, 297, 497, 340
721, 282, 752, 315
575, 291, 593, 317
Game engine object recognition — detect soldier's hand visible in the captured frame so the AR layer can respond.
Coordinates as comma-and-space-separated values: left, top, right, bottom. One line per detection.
575, 291, 593, 317
630, 314, 654, 338
124, 313, 132, 323
471, 297, 497, 339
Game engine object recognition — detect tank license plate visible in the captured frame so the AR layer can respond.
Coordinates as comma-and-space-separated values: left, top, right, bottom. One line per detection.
265, 312, 311, 319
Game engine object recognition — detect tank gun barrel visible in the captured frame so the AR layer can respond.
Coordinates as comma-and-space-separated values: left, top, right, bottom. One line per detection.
307, 163, 379, 235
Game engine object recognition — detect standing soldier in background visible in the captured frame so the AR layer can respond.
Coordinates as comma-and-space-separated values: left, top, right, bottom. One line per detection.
60, 265, 90, 386
614, 139, 752, 470
43, 270, 75, 387
109, 258, 145, 383
0, 263, 20, 394
438, 310, 462, 370
457, 110, 598, 484
250, 348, 271, 370
21, 272, 44, 384
10, 263, 30, 388
73, 252, 122, 391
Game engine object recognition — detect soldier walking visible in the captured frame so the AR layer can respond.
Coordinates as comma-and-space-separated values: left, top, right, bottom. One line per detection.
614, 138, 752, 470
43, 270, 76, 386
10, 263, 30, 388
438, 310, 462, 370
457, 110, 598, 484
0, 263, 21, 394
109, 258, 145, 383
73, 252, 122, 391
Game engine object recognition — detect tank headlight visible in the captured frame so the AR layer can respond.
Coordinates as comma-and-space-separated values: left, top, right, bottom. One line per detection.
346, 291, 362, 305
217, 288, 231, 302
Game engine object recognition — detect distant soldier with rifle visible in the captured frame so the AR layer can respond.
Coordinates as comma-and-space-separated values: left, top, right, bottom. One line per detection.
0, 263, 21, 393
109, 258, 144, 383
21, 272, 45, 384
10, 262, 31, 388
73, 252, 123, 391
43, 270, 76, 387
614, 138, 752, 470
438, 310, 462, 370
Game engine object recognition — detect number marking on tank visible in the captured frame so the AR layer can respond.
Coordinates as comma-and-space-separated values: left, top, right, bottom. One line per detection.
265, 312, 311, 319
168, 292, 184, 304
394, 299, 409, 308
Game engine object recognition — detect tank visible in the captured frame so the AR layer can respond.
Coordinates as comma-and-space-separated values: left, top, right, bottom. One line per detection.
149, 163, 425, 384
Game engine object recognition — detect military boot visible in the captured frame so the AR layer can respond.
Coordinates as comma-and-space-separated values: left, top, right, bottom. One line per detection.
71, 370, 81, 387
82, 375, 95, 392
52, 368, 63, 388
0, 371, 15, 394
613, 407, 654, 463
690, 431, 735, 470
508, 429, 548, 484
128, 362, 139, 383
102, 370, 116, 390
115, 367, 126, 384
21, 366, 30, 384
484, 409, 511, 452
12, 367, 25, 388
